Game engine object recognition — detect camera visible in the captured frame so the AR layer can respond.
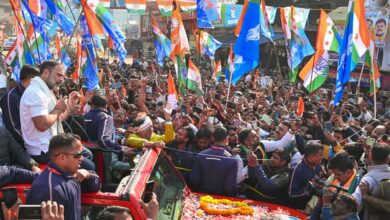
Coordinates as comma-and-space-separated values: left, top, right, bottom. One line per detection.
305, 178, 349, 197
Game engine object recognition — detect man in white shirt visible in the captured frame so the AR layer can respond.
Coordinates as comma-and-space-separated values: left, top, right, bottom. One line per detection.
261, 121, 301, 167
20, 60, 83, 164
352, 143, 390, 220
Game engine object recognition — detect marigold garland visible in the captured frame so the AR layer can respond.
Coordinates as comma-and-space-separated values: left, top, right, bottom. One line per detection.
198, 195, 254, 216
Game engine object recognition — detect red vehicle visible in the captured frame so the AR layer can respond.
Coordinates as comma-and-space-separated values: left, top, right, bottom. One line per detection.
1, 148, 306, 219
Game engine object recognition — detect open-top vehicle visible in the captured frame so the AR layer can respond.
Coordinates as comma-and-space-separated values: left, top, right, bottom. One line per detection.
0, 147, 306, 219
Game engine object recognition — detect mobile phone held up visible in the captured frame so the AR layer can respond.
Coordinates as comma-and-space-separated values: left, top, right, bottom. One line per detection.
181, 104, 187, 116
324, 121, 333, 132
1, 187, 18, 208
18, 205, 42, 220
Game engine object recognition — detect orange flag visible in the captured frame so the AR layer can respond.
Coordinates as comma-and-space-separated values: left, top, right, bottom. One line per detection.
296, 97, 304, 117
167, 70, 178, 109
72, 35, 82, 84
121, 85, 128, 97
234, 0, 249, 37
79, 89, 86, 106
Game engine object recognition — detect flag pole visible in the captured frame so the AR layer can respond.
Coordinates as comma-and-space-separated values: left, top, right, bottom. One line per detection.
373, 69, 377, 119
308, 51, 317, 93
273, 44, 282, 77
62, 0, 82, 63
355, 57, 365, 96
10, 9, 36, 65
373, 47, 380, 119
79, 0, 102, 64
20, 9, 42, 64
225, 62, 234, 108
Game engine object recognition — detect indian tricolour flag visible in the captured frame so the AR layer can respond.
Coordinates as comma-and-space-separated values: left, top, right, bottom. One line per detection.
99, 0, 110, 8
167, 71, 178, 109
177, 0, 196, 12
299, 50, 329, 92
187, 59, 203, 95
212, 60, 222, 82
125, 0, 146, 15
351, 0, 370, 58
156, 0, 172, 16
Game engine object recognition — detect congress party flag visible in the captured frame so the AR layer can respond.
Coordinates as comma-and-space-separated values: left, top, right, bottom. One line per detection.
99, 0, 110, 7
187, 59, 204, 95
177, 0, 196, 12
299, 50, 329, 92
156, 0, 173, 16
170, 6, 190, 60
225, 45, 234, 83
167, 71, 179, 109
213, 60, 222, 82
125, 0, 146, 15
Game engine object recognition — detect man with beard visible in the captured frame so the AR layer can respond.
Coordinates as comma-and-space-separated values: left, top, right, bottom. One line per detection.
19, 61, 83, 164
166, 126, 195, 182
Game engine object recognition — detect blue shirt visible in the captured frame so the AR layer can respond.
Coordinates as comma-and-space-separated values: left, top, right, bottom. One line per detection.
0, 84, 25, 144
26, 162, 100, 220
0, 165, 38, 187
190, 144, 239, 196
84, 108, 122, 150
288, 157, 322, 209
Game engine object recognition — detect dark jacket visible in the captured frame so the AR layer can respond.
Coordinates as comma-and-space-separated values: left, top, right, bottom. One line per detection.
190, 144, 239, 196
248, 164, 290, 198
84, 108, 122, 150
288, 157, 322, 209
0, 165, 38, 187
26, 162, 101, 220
0, 84, 25, 144
0, 128, 37, 170
166, 141, 196, 183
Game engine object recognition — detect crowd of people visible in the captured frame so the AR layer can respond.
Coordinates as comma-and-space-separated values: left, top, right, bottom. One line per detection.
0, 50, 389, 220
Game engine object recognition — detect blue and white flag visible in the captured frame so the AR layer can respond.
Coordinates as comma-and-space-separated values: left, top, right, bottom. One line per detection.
197, 0, 219, 28
231, 0, 260, 84
80, 16, 99, 91
45, 0, 74, 36
334, 0, 355, 106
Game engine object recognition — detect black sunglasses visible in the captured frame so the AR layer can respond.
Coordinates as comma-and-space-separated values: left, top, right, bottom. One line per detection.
56, 151, 83, 159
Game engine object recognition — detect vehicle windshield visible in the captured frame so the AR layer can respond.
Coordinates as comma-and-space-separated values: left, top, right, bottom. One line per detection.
147, 152, 186, 220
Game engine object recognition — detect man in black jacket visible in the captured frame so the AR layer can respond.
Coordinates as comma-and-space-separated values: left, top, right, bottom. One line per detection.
0, 65, 39, 145
0, 127, 40, 172
0, 165, 38, 187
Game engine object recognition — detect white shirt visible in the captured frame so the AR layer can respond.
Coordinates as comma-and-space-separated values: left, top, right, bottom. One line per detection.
20, 77, 60, 156
262, 132, 295, 152
0, 73, 7, 89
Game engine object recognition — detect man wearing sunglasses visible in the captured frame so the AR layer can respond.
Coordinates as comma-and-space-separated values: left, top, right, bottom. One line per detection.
26, 133, 101, 220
